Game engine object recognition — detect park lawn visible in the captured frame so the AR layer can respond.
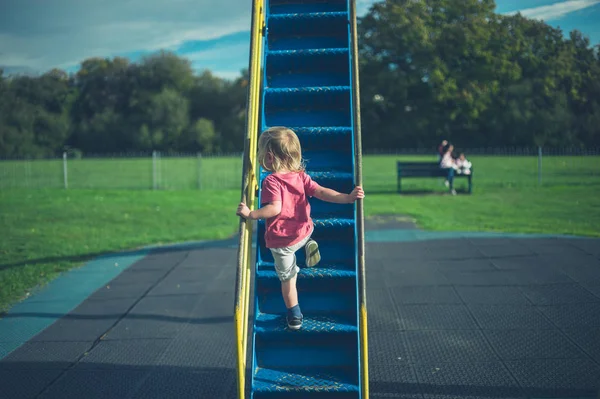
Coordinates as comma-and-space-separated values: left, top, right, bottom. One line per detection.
0, 188, 240, 312
1, 154, 599, 311
362, 155, 600, 237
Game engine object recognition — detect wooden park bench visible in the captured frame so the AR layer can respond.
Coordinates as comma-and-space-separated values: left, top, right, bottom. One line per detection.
397, 161, 473, 194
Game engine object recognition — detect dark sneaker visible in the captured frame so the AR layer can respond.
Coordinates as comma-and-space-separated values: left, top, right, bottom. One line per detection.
305, 239, 321, 267
287, 315, 303, 330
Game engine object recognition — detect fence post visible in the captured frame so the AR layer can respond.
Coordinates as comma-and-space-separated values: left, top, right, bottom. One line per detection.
152, 151, 157, 190
63, 152, 68, 189
537, 146, 542, 185
197, 152, 202, 190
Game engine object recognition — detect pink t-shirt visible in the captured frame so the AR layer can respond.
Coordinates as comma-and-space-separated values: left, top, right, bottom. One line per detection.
260, 171, 321, 249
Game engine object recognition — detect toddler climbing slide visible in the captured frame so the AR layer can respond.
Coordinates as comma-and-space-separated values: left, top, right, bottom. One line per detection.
234, 0, 368, 397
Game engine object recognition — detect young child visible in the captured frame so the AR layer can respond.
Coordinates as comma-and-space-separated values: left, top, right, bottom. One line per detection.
455, 153, 472, 175
236, 126, 364, 330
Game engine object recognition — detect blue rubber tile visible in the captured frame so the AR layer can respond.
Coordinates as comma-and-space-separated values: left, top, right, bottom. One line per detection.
562, 329, 600, 362
454, 286, 531, 305
369, 332, 410, 365
38, 368, 149, 399
467, 305, 554, 329
505, 359, 600, 397
519, 284, 600, 305
0, 368, 64, 399
389, 286, 462, 305
370, 364, 422, 399
400, 305, 478, 330
482, 329, 586, 360
404, 330, 498, 363
537, 303, 600, 328
413, 363, 522, 399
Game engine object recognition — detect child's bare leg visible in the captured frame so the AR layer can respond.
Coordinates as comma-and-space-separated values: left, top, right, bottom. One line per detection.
281, 275, 298, 309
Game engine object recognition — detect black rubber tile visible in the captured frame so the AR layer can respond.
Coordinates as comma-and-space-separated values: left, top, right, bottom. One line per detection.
467, 238, 523, 247
559, 264, 600, 285
130, 366, 236, 399
404, 330, 498, 363
521, 239, 590, 255
454, 286, 530, 305
562, 329, 600, 362
570, 238, 600, 256
112, 268, 167, 285
435, 259, 496, 272
537, 303, 600, 328
584, 284, 600, 298
467, 305, 554, 329
370, 364, 422, 399
505, 359, 600, 397
441, 270, 519, 286
384, 270, 451, 287
157, 326, 234, 369
38, 368, 149, 399
0, 341, 92, 370
477, 244, 536, 258
491, 256, 545, 270
78, 339, 171, 369
367, 289, 404, 331
104, 294, 199, 340
519, 284, 600, 305
0, 368, 63, 399
87, 281, 150, 302
414, 363, 522, 399
389, 286, 462, 305
31, 297, 134, 342
369, 331, 410, 365
483, 329, 586, 360
400, 305, 478, 330
513, 267, 575, 285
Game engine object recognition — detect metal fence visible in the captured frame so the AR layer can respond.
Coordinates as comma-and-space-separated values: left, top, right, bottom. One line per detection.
0, 148, 598, 190
0, 152, 243, 190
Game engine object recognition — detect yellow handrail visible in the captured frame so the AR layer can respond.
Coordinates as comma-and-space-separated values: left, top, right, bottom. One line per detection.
234, 0, 264, 398
350, 1, 369, 398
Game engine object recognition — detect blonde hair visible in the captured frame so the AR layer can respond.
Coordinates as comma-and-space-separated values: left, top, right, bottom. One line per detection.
257, 127, 305, 173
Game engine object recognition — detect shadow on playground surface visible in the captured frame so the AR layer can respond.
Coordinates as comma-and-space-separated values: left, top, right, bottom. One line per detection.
1, 215, 599, 398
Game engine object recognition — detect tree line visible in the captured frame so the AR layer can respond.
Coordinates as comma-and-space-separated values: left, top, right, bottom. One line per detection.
1, 0, 599, 158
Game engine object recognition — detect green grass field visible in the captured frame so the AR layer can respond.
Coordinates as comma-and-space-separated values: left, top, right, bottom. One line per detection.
1, 154, 599, 312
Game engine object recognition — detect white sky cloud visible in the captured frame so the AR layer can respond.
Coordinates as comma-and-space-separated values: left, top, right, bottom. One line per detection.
504, 0, 600, 21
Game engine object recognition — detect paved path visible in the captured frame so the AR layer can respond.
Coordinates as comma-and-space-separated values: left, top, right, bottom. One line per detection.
1, 218, 599, 398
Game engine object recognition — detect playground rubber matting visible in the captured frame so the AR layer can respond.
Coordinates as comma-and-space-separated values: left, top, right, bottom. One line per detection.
1, 215, 599, 398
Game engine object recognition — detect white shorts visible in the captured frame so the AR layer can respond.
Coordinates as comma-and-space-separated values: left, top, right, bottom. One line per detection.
269, 233, 312, 282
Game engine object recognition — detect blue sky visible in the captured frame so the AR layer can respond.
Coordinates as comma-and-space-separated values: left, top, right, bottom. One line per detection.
0, 0, 599, 79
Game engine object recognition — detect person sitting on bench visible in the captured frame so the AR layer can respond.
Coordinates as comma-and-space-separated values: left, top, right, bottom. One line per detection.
440, 143, 456, 195
455, 153, 472, 175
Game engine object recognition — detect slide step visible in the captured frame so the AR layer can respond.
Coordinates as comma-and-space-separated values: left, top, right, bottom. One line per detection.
255, 313, 357, 335
253, 366, 358, 395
